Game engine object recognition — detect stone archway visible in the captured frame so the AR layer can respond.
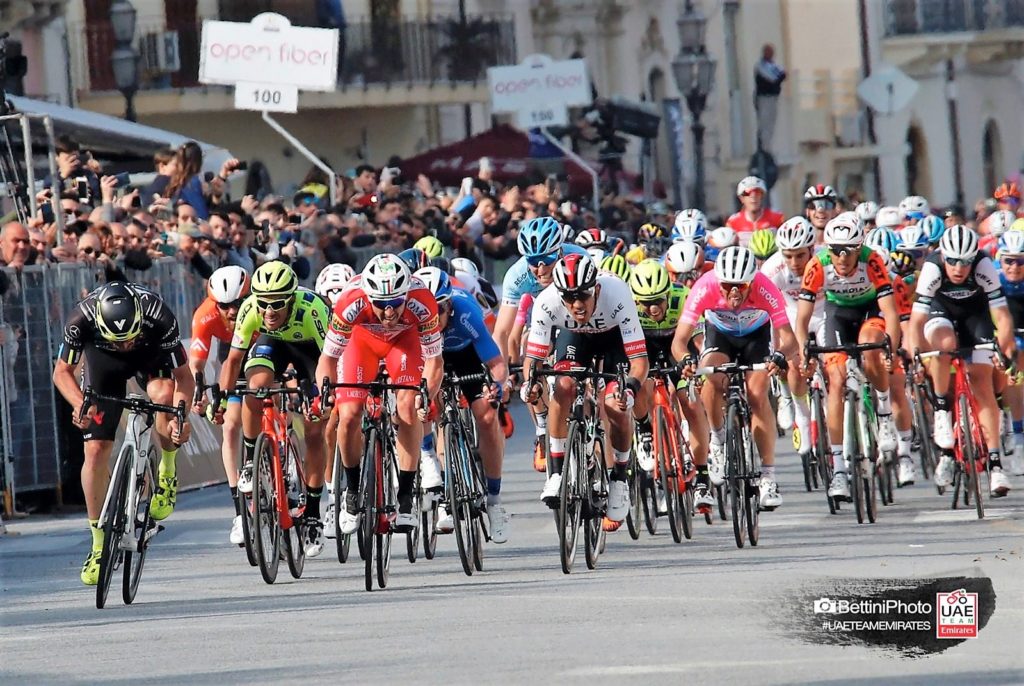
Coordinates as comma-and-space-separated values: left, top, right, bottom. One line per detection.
905, 123, 932, 200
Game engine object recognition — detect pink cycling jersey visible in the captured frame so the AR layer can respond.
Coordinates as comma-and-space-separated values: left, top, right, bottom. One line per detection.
681, 270, 789, 336
515, 293, 534, 327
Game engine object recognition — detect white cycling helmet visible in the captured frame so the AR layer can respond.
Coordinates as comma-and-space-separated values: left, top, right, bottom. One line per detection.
665, 241, 702, 275
988, 210, 1016, 238
450, 257, 480, 280
714, 246, 758, 285
855, 201, 879, 223
673, 209, 708, 244
899, 195, 930, 221
208, 265, 250, 304
875, 206, 902, 230
736, 175, 767, 197
823, 213, 865, 247
708, 226, 739, 249
315, 263, 355, 304
998, 230, 1024, 256
575, 228, 608, 248
361, 254, 413, 301
939, 224, 979, 262
776, 216, 816, 250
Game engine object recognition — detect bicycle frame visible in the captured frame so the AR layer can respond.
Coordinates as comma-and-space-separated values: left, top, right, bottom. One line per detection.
840, 358, 876, 478
96, 395, 157, 551
259, 394, 303, 530
651, 372, 690, 493
950, 356, 988, 468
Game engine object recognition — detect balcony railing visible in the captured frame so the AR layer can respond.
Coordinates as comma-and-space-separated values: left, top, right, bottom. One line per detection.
69, 14, 516, 96
885, 0, 1024, 36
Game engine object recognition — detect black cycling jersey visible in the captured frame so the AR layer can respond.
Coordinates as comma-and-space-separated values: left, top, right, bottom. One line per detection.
913, 252, 1006, 320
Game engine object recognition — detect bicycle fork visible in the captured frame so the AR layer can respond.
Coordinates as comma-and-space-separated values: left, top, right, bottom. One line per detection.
842, 360, 873, 478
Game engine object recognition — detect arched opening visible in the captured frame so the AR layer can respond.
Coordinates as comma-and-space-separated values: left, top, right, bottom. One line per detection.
905, 124, 932, 200
982, 120, 1002, 195
648, 67, 673, 196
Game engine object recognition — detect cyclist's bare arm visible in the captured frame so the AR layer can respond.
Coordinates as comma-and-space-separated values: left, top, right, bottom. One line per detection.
775, 323, 799, 359
670, 322, 696, 362
993, 304, 1017, 359
424, 354, 443, 399
794, 298, 814, 356
218, 347, 246, 395
52, 359, 89, 426
493, 303, 519, 364
628, 355, 650, 386
876, 293, 901, 354
907, 310, 928, 355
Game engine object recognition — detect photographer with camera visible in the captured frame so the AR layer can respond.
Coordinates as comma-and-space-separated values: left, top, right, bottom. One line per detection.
45, 135, 101, 205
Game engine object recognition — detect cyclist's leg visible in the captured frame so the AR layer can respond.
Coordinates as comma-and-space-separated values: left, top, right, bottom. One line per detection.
547, 329, 594, 476
738, 325, 778, 477
822, 305, 863, 472
383, 328, 430, 521
240, 336, 285, 467
923, 315, 958, 469
858, 317, 891, 396
145, 372, 181, 520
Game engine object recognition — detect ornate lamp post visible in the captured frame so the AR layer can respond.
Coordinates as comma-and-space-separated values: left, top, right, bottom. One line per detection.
671, 1, 717, 210
109, 0, 139, 122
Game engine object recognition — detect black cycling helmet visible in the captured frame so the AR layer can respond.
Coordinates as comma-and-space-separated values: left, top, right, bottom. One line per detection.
94, 281, 144, 343
430, 256, 454, 275
397, 248, 430, 273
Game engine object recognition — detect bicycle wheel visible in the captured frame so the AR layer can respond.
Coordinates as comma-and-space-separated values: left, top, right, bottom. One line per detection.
284, 444, 306, 580
361, 428, 378, 591
625, 448, 642, 540
801, 450, 814, 492
470, 449, 487, 572
239, 487, 257, 567
641, 470, 659, 536
813, 389, 837, 514
655, 406, 684, 543
332, 448, 351, 564
445, 422, 475, 577
743, 428, 760, 546
252, 434, 281, 584
422, 498, 438, 560
726, 404, 747, 549
406, 469, 421, 564
97, 445, 132, 609
959, 394, 985, 520
559, 421, 585, 574
584, 440, 607, 570
377, 452, 396, 588
122, 458, 154, 605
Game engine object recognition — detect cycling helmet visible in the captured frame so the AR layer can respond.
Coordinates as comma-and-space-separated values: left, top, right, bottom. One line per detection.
939, 224, 979, 261
518, 216, 563, 257
988, 210, 1016, 237
361, 254, 413, 300
587, 246, 608, 264
855, 201, 880, 223
560, 223, 576, 243
398, 248, 430, 272
899, 195, 930, 221
629, 259, 672, 300
673, 209, 708, 244
1012, 218, 1024, 233
600, 254, 631, 281
430, 256, 454, 275
553, 252, 598, 294
823, 213, 864, 247
897, 224, 928, 252
804, 184, 838, 205
708, 226, 739, 249
994, 182, 1020, 202
637, 222, 669, 243
737, 175, 767, 197
94, 282, 143, 343
450, 257, 480, 280
413, 266, 453, 303
875, 206, 902, 230
998, 230, 1024, 256
920, 214, 946, 245
749, 229, 777, 259
314, 264, 355, 304
414, 235, 445, 259
575, 227, 608, 248
665, 241, 702, 276
208, 265, 250, 304
865, 227, 900, 255
890, 251, 915, 277
251, 260, 297, 297
606, 236, 627, 256
775, 216, 816, 250
714, 246, 758, 285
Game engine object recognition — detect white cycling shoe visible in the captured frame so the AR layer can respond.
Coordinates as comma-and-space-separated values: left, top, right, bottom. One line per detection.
229, 515, 244, 545
776, 395, 795, 430
237, 463, 253, 494
759, 478, 783, 509
487, 503, 510, 544
436, 503, 454, 534
828, 473, 851, 500
606, 479, 630, 522
990, 467, 1012, 498
933, 455, 955, 488
897, 456, 917, 487
933, 411, 955, 450
708, 444, 726, 486
877, 414, 898, 452
419, 452, 443, 491
540, 473, 562, 506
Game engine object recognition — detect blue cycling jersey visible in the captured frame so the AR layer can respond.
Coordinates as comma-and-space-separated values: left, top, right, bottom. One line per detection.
500, 243, 588, 307
443, 288, 500, 360
998, 270, 1024, 298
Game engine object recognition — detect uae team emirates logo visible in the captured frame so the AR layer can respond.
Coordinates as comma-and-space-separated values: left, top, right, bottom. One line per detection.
936, 589, 978, 639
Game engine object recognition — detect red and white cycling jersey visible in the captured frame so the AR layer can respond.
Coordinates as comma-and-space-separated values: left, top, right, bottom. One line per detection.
322, 275, 442, 359
726, 208, 786, 244
525, 275, 647, 360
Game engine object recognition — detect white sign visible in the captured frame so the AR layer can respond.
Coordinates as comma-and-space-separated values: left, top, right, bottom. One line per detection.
488, 54, 591, 126
234, 81, 299, 113
857, 65, 918, 115
200, 13, 338, 92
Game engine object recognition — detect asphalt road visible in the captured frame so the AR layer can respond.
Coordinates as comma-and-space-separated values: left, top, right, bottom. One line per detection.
3, 404, 1023, 685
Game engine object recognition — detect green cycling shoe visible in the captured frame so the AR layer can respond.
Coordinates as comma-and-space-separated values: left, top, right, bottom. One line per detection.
150, 475, 178, 521
81, 550, 101, 585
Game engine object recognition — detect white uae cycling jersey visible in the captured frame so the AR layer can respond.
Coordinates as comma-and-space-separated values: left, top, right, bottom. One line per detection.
760, 251, 824, 333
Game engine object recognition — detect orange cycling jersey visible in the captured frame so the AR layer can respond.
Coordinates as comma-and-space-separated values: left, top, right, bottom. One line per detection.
190, 297, 234, 361
800, 247, 893, 306
893, 274, 912, 321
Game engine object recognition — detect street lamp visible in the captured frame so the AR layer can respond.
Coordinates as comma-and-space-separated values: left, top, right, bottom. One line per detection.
671, 1, 716, 211
109, 0, 139, 122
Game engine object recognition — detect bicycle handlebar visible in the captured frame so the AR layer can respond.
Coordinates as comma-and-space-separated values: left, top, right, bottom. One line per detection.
79, 388, 186, 430
916, 343, 1008, 366
693, 362, 769, 376
321, 376, 429, 412
805, 335, 891, 359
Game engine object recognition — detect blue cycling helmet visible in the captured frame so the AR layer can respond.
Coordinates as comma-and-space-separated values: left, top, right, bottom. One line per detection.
865, 227, 900, 255
413, 266, 453, 303
703, 245, 722, 262
897, 224, 929, 252
398, 248, 430, 272
919, 214, 945, 245
672, 209, 708, 244
517, 217, 564, 257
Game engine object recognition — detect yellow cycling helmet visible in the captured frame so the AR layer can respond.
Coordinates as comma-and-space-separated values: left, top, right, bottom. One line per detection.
629, 259, 671, 300
1011, 217, 1024, 233
600, 254, 631, 281
638, 222, 669, 243
749, 228, 777, 259
251, 260, 297, 297
414, 236, 445, 259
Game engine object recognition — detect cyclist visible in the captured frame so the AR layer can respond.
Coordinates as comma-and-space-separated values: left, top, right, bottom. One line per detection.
760, 217, 821, 462
672, 246, 796, 508
626, 222, 670, 264
996, 230, 1024, 475
315, 263, 356, 306
576, 227, 608, 251
796, 214, 902, 501
804, 184, 840, 242
52, 282, 193, 585
856, 201, 880, 231
705, 226, 739, 263
673, 209, 709, 245
899, 195, 930, 225
726, 176, 785, 243
600, 253, 632, 281
980, 210, 1016, 257
909, 225, 1016, 497
521, 253, 649, 523
629, 259, 714, 511
452, 256, 500, 316
749, 228, 778, 266
875, 206, 903, 232
398, 247, 431, 273
416, 266, 511, 543
216, 261, 332, 557
315, 255, 444, 534
665, 239, 709, 284
189, 266, 250, 544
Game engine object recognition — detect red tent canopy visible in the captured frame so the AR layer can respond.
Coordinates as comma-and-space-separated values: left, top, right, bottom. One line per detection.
399, 124, 591, 195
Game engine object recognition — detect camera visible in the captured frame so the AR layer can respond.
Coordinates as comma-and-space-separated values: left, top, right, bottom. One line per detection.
813, 598, 837, 614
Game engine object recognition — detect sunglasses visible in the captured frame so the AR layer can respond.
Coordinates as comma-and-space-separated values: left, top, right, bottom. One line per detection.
828, 245, 860, 257
720, 282, 750, 293
256, 297, 291, 312
216, 298, 244, 311
807, 200, 836, 211
905, 212, 927, 221
741, 190, 764, 198
370, 296, 406, 310
944, 256, 972, 267
79, 246, 95, 256
1002, 256, 1024, 267
638, 297, 667, 308
526, 252, 559, 267
560, 289, 593, 303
